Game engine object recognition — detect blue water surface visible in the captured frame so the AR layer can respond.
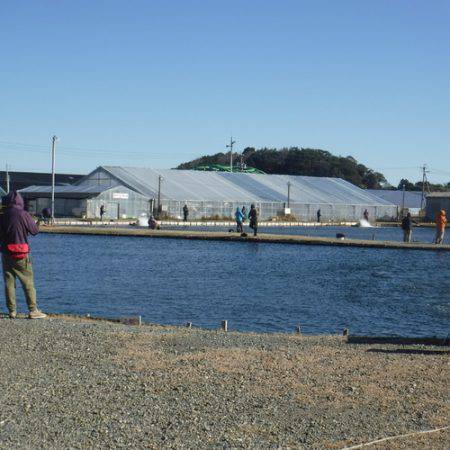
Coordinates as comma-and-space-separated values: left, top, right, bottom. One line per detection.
8, 232, 450, 337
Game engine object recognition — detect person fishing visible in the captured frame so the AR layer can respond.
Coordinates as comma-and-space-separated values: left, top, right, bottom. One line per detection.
41, 207, 51, 225
148, 215, 158, 230
100, 204, 106, 221
241, 206, 247, 221
317, 209, 321, 223
363, 209, 369, 222
0, 191, 46, 319
183, 204, 189, 222
435, 209, 447, 244
249, 204, 258, 237
401, 212, 417, 243
235, 207, 244, 233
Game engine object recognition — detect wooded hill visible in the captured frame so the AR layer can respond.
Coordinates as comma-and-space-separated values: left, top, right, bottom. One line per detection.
177, 147, 387, 189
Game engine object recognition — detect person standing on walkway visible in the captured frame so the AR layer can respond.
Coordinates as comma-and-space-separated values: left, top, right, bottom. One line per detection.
0, 192, 46, 319
235, 207, 244, 233
241, 206, 247, 221
100, 204, 106, 221
363, 209, 369, 222
435, 210, 447, 244
401, 212, 417, 243
249, 204, 258, 237
317, 209, 321, 223
183, 204, 189, 222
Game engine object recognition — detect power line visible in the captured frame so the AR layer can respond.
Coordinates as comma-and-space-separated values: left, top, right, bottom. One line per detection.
0, 139, 198, 158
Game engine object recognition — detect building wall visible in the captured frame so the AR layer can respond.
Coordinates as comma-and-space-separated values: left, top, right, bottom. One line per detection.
426, 197, 450, 220
86, 186, 151, 219
160, 200, 397, 221
26, 197, 87, 217
77, 167, 121, 189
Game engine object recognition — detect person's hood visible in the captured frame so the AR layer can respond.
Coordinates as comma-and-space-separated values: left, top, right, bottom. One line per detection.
2, 191, 24, 209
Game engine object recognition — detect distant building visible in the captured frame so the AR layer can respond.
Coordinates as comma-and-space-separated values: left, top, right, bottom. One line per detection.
426, 192, 450, 220
367, 189, 425, 216
0, 171, 84, 193
20, 165, 397, 220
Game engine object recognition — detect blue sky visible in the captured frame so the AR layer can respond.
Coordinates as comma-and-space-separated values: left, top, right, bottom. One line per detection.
1, 0, 449, 185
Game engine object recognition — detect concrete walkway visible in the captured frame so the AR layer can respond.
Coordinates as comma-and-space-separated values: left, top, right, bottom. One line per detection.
40, 225, 450, 252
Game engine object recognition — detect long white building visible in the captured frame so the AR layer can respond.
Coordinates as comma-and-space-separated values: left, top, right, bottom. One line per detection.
20, 166, 397, 221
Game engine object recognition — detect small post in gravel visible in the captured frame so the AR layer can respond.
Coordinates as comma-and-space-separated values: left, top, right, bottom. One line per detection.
186, 322, 192, 329
343, 328, 349, 336
221, 320, 228, 332
295, 324, 301, 334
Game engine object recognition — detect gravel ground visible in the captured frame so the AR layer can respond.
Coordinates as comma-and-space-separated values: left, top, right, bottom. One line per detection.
0, 315, 448, 449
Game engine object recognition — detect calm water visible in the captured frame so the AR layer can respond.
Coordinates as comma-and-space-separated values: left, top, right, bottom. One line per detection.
166, 224, 440, 243
9, 232, 450, 337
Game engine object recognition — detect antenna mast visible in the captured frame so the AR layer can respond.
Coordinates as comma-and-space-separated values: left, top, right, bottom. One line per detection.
226, 136, 236, 172
420, 164, 429, 211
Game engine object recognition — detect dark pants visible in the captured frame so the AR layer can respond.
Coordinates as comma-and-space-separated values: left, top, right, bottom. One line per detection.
403, 230, 412, 243
236, 221, 243, 233
250, 221, 258, 236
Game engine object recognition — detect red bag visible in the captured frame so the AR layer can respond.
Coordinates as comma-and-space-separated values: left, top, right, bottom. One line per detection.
7, 243, 29, 260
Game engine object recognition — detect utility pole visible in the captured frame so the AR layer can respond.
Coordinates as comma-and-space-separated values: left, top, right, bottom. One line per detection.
51, 135, 58, 224
226, 136, 236, 172
401, 183, 406, 217
287, 181, 291, 208
5, 163, 10, 193
156, 174, 163, 218
420, 164, 429, 212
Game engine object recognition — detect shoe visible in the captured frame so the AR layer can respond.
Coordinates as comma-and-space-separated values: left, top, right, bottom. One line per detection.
9, 312, 16, 319
28, 310, 47, 319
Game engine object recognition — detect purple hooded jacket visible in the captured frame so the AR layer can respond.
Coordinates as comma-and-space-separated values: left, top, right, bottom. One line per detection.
0, 192, 39, 254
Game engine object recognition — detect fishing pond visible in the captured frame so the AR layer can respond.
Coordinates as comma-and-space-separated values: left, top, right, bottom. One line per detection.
14, 232, 450, 337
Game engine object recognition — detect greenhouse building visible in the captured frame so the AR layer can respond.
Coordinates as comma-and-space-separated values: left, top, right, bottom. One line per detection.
20, 165, 397, 221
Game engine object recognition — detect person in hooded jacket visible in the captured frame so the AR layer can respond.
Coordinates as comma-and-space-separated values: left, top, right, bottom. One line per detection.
0, 192, 46, 319
401, 212, 418, 243
249, 204, 258, 236
235, 207, 244, 233
435, 210, 447, 244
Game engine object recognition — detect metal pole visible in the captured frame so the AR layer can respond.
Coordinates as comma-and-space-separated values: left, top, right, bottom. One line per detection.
401, 183, 406, 216
5, 164, 10, 193
420, 164, 427, 212
287, 181, 291, 208
51, 135, 58, 223
226, 137, 236, 172
157, 175, 162, 218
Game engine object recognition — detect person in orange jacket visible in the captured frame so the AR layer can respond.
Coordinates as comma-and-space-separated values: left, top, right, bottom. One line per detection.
435, 210, 447, 244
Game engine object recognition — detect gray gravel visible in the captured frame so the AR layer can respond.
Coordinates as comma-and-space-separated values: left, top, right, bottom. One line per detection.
0, 316, 448, 449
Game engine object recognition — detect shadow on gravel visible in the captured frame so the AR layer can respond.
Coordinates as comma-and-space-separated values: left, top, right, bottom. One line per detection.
367, 348, 450, 356
347, 335, 449, 347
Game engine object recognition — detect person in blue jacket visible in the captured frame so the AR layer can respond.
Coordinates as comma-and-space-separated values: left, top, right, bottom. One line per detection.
235, 207, 244, 233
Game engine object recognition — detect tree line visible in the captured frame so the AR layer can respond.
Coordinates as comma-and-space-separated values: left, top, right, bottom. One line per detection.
177, 147, 450, 191
397, 179, 450, 192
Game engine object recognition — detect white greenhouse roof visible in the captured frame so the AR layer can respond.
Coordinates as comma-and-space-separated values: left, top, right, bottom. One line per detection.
91, 166, 395, 206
